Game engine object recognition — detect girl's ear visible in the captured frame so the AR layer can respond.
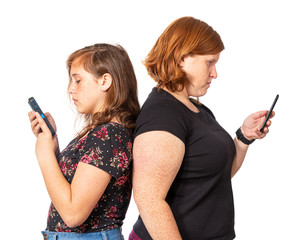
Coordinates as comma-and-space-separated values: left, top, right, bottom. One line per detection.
99, 73, 113, 91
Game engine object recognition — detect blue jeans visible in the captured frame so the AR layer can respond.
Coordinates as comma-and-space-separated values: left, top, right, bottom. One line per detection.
41, 228, 124, 240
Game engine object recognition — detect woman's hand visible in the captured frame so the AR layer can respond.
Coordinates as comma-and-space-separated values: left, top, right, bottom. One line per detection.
28, 111, 58, 159
232, 110, 275, 177
241, 110, 275, 141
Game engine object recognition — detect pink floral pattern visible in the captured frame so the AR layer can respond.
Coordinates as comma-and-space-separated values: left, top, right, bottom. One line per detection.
46, 123, 133, 233
59, 156, 77, 177
105, 206, 119, 220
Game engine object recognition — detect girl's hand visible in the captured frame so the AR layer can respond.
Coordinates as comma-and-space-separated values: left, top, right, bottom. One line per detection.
28, 111, 58, 159
28, 111, 57, 137
241, 110, 275, 141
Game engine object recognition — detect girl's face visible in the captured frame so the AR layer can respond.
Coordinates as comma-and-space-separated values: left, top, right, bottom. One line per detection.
179, 53, 220, 97
68, 62, 107, 115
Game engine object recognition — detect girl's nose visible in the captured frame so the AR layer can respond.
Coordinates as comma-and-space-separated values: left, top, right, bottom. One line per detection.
67, 81, 75, 94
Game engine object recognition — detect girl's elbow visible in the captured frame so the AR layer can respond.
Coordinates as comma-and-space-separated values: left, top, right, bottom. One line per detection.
62, 213, 86, 228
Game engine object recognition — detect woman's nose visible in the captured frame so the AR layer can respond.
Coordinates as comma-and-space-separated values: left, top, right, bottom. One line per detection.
210, 66, 218, 79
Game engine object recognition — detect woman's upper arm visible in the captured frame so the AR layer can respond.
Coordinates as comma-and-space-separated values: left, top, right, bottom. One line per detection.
133, 131, 185, 203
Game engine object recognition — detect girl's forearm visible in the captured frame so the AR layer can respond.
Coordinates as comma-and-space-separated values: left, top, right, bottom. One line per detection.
37, 152, 75, 224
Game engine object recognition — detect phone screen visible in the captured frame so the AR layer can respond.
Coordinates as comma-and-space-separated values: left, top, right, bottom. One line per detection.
260, 94, 279, 132
28, 97, 56, 136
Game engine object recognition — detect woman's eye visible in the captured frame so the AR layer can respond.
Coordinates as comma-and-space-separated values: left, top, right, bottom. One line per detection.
75, 80, 81, 84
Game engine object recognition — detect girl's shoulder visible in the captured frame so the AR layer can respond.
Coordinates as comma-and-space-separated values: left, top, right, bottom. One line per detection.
87, 122, 133, 143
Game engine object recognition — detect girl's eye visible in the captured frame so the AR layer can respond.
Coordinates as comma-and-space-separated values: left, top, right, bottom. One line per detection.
75, 80, 81, 84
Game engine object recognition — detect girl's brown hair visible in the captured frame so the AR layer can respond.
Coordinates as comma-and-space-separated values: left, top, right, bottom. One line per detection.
144, 16, 224, 92
67, 43, 140, 138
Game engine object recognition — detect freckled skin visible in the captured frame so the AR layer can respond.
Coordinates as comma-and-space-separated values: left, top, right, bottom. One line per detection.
133, 131, 185, 239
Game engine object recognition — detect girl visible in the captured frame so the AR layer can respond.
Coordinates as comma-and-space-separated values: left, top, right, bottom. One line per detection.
29, 43, 140, 240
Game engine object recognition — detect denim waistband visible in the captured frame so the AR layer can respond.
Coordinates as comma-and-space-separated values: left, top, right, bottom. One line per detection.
41, 227, 124, 240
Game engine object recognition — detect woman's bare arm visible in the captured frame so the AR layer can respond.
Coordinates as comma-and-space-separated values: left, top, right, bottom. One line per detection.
133, 131, 185, 240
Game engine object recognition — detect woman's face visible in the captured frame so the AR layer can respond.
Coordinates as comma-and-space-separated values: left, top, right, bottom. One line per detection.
68, 63, 106, 115
179, 53, 220, 97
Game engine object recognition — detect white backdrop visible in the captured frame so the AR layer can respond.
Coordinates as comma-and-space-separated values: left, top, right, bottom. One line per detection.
1, 0, 297, 239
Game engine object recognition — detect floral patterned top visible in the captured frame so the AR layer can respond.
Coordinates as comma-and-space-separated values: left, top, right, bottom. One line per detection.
46, 122, 133, 233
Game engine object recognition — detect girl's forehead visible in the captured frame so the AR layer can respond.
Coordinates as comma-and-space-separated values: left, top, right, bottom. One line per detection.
70, 60, 86, 75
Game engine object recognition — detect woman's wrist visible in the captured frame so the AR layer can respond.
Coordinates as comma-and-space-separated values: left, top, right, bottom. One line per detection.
236, 127, 255, 145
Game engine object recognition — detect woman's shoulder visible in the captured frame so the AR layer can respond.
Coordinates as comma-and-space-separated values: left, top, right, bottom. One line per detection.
140, 87, 185, 116
135, 88, 189, 142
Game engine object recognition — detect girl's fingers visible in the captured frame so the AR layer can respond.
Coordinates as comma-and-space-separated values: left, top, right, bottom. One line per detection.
31, 117, 41, 136
28, 111, 36, 121
29, 111, 40, 137
35, 112, 51, 136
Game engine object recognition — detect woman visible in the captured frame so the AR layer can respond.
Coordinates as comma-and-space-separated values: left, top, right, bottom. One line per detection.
129, 17, 274, 240
28, 43, 140, 239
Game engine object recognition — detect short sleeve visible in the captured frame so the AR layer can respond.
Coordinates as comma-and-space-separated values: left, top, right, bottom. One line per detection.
78, 124, 132, 179
135, 99, 188, 143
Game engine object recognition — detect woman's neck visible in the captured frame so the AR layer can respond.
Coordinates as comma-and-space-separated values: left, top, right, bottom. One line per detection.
162, 87, 199, 113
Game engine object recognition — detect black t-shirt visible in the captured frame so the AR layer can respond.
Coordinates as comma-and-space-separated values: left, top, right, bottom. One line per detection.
133, 88, 236, 240
47, 122, 133, 233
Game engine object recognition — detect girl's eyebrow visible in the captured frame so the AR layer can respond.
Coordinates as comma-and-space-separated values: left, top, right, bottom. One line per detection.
71, 73, 83, 79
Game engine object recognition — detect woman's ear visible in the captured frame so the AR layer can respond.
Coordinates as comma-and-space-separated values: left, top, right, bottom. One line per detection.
178, 55, 186, 68
99, 73, 113, 91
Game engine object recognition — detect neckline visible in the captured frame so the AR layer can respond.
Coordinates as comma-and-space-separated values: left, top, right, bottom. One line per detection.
156, 87, 202, 115
77, 122, 126, 142
90, 122, 125, 131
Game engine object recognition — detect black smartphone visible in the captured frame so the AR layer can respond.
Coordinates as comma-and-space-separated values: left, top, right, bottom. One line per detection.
260, 94, 279, 133
28, 97, 56, 136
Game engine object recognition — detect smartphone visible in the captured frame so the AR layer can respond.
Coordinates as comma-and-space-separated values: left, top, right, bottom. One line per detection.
28, 97, 56, 136
260, 94, 279, 132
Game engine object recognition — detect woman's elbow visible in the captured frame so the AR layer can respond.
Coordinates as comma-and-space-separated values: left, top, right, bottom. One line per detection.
133, 188, 161, 211
133, 188, 149, 209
